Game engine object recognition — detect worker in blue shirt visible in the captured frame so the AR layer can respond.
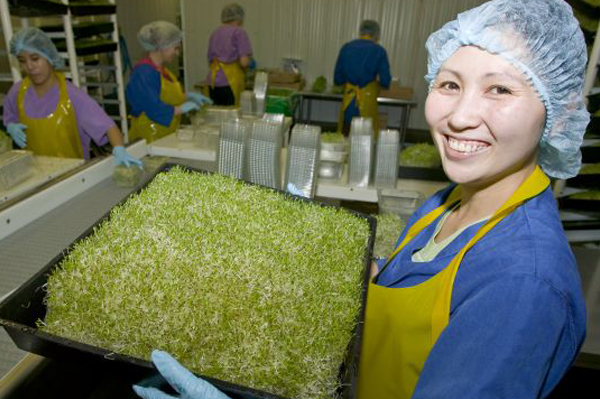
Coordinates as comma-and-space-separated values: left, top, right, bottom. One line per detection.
133, 1, 588, 399
334, 20, 391, 136
126, 21, 212, 144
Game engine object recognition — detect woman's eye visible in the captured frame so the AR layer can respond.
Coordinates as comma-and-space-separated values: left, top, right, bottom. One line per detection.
438, 81, 459, 91
490, 85, 512, 95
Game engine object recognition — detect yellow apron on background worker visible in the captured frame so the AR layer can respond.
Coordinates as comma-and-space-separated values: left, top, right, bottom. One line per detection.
357, 166, 550, 399
210, 58, 245, 106
17, 72, 82, 158
337, 80, 380, 136
129, 67, 186, 143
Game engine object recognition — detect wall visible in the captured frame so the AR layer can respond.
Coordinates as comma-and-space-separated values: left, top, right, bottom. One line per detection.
180, 0, 487, 130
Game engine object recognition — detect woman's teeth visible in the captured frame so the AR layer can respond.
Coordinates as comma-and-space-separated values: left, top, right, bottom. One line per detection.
448, 137, 488, 154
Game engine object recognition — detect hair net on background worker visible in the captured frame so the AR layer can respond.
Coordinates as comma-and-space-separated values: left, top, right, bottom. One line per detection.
137, 21, 182, 52
10, 27, 64, 69
221, 3, 245, 23
424, 0, 590, 179
360, 20, 381, 40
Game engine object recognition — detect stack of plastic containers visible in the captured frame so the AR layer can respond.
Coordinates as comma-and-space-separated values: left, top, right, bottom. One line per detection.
319, 132, 347, 180
240, 90, 255, 115
348, 117, 374, 187
285, 124, 321, 198
203, 106, 241, 126
262, 113, 286, 146
246, 119, 282, 190
253, 71, 269, 116
374, 129, 400, 188
217, 119, 249, 180
0, 150, 35, 191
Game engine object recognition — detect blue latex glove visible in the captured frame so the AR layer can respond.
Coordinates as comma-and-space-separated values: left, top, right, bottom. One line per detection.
186, 92, 213, 106
133, 350, 231, 399
180, 101, 200, 114
286, 182, 307, 197
7, 123, 27, 148
112, 146, 143, 169
248, 58, 257, 71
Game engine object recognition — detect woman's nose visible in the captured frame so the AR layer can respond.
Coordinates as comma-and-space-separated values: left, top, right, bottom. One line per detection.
447, 91, 482, 131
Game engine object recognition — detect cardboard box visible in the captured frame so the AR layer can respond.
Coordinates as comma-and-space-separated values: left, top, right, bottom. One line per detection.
268, 69, 302, 84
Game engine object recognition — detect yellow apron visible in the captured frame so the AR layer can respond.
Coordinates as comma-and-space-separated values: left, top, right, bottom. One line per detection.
337, 80, 380, 136
17, 72, 82, 158
129, 67, 186, 143
357, 166, 550, 399
210, 59, 245, 106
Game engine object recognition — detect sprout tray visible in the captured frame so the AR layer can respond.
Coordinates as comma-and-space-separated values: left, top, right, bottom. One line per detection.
0, 163, 376, 399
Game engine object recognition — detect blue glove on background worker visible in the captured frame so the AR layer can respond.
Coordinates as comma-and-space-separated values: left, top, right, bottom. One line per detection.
180, 101, 201, 114
112, 146, 143, 169
133, 350, 231, 399
248, 58, 257, 71
186, 92, 213, 106
7, 122, 27, 148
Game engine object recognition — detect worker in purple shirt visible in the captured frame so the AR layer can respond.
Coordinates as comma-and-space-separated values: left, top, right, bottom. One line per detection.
3, 27, 141, 167
206, 3, 254, 106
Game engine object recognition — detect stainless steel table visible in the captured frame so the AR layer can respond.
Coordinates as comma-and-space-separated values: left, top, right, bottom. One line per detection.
296, 91, 417, 139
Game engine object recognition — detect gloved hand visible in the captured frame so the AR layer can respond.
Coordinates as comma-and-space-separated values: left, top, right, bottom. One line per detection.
286, 182, 307, 197
180, 101, 201, 114
186, 92, 213, 106
7, 123, 28, 148
112, 146, 143, 169
133, 350, 231, 399
248, 58, 257, 71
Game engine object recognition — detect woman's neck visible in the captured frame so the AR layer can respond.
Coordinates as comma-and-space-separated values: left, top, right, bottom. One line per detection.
457, 161, 537, 223
149, 52, 164, 68
32, 72, 58, 97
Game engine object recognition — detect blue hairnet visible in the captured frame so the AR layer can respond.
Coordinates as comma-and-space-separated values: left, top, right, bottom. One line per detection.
10, 27, 64, 69
360, 20, 380, 40
424, 0, 590, 179
221, 3, 244, 23
137, 21, 182, 52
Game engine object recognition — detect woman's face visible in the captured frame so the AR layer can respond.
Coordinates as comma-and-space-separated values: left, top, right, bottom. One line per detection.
17, 51, 53, 86
425, 46, 546, 188
160, 43, 181, 64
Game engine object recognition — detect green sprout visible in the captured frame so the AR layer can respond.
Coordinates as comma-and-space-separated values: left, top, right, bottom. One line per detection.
373, 213, 406, 259
579, 163, 600, 175
567, 190, 600, 200
39, 167, 371, 399
399, 143, 441, 168
321, 132, 345, 143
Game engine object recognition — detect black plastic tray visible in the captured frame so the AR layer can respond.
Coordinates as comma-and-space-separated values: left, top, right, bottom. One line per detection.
567, 174, 600, 189
582, 146, 600, 164
559, 197, 600, 213
398, 165, 448, 181
69, 1, 116, 16
0, 163, 375, 399
8, 0, 67, 17
42, 21, 114, 39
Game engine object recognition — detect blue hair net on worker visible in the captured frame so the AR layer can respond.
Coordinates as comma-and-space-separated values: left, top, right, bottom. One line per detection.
360, 20, 381, 40
10, 27, 64, 69
424, 0, 590, 179
221, 3, 245, 23
137, 21, 182, 52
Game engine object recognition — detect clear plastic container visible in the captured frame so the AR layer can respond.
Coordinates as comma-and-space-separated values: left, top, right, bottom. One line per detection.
176, 127, 195, 142
0, 150, 35, 190
378, 188, 425, 217
319, 160, 344, 179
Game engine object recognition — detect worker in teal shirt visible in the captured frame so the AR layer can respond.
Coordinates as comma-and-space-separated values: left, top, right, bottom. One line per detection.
334, 20, 391, 135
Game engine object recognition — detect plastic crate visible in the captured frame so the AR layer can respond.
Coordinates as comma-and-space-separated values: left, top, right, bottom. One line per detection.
0, 150, 35, 190
378, 188, 425, 217
265, 88, 298, 117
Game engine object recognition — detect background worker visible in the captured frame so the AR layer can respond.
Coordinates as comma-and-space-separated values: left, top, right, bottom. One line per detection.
134, 1, 589, 399
126, 21, 211, 144
206, 3, 253, 106
334, 19, 391, 135
3, 27, 141, 167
